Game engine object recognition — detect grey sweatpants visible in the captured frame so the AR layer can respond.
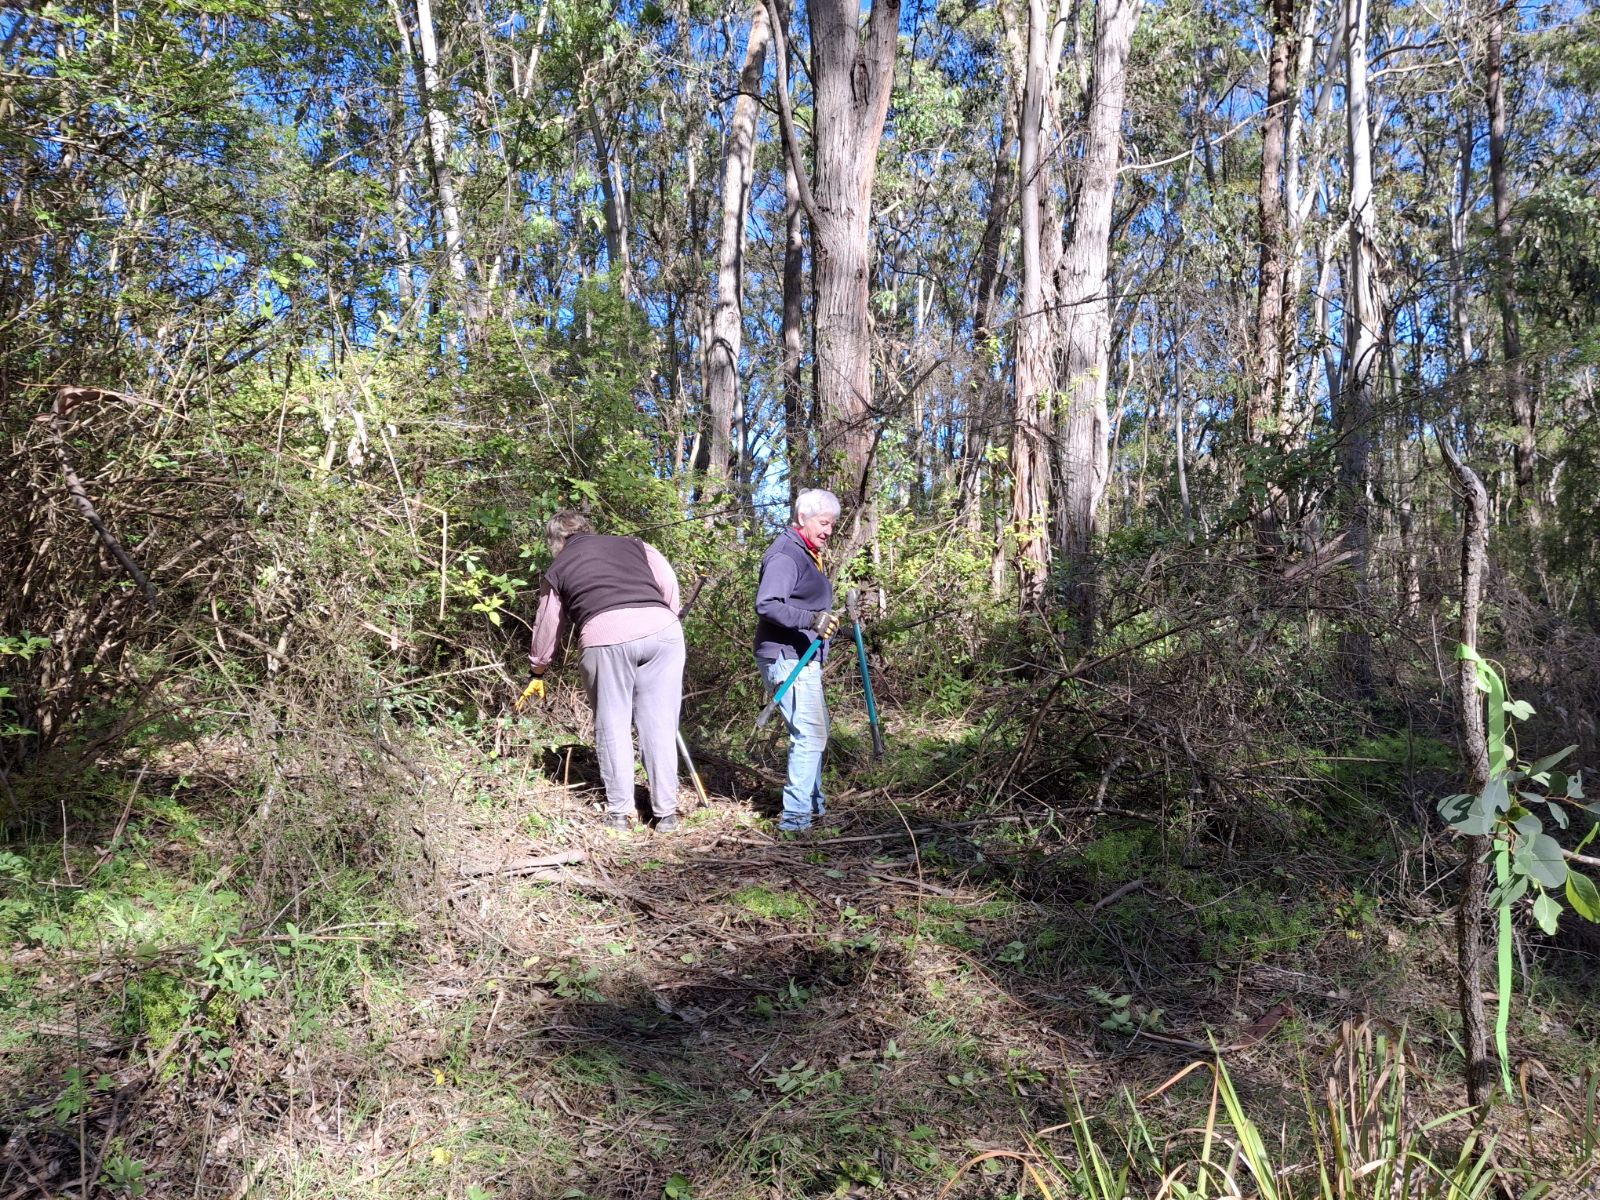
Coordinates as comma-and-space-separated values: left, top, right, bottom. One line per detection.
579, 625, 685, 818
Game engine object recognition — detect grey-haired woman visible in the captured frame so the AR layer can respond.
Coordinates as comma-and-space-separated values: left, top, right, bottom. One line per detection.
753, 488, 842, 833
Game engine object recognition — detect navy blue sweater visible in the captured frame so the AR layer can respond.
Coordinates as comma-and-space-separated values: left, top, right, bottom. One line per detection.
753, 528, 834, 662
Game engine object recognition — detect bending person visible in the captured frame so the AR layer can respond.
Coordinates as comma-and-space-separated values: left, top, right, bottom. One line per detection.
528, 510, 684, 832
753, 488, 842, 833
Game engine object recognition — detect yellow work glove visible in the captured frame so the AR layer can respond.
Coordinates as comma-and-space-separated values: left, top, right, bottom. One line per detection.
514, 676, 546, 711
812, 609, 841, 639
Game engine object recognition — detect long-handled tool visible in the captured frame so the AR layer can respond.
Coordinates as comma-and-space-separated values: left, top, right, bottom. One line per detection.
676, 731, 710, 807
755, 633, 824, 730
846, 588, 885, 758
674, 577, 712, 807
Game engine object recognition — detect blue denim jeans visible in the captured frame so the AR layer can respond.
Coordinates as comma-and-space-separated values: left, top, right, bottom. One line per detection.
758, 656, 829, 830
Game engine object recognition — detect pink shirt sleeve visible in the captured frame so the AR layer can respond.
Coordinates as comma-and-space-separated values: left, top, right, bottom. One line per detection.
644, 543, 680, 613
528, 584, 563, 671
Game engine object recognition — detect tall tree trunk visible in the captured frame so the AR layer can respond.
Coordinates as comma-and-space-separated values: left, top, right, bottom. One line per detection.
406, 0, 469, 304
782, 157, 808, 497
965, 102, 1016, 537
805, 0, 901, 511
1336, 0, 1380, 691
1052, 0, 1142, 635
1175, 380, 1194, 542
705, 2, 771, 490
1251, 0, 1299, 550
1250, 0, 1296, 446
1450, 119, 1476, 373
681, 65, 711, 480
1438, 434, 1494, 1106
1011, 0, 1055, 604
1486, 6, 1538, 534
585, 94, 632, 296
1282, 0, 1332, 451
388, 114, 416, 321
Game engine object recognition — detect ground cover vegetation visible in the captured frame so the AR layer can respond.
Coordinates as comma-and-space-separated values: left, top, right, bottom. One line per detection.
3, 0, 1600, 1196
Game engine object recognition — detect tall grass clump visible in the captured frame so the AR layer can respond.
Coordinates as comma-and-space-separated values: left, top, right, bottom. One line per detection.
940, 1022, 1539, 1200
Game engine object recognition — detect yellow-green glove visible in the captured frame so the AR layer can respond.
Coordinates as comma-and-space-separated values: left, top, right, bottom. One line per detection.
514, 677, 546, 711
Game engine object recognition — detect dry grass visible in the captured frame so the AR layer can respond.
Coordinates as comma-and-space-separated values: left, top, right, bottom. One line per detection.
2, 698, 1597, 1199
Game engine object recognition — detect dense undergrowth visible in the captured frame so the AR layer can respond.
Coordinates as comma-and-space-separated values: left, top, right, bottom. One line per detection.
4, 347, 1600, 1198
3, 675, 1598, 1199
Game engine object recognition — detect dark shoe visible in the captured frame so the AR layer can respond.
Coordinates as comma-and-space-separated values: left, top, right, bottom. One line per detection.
601, 813, 631, 832
655, 814, 681, 833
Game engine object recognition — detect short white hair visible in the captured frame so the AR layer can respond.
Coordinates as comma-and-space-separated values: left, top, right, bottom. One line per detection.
795, 488, 841, 522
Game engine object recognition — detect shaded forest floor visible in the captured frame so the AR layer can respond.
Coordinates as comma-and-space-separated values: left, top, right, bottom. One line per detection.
2, 692, 1598, 1199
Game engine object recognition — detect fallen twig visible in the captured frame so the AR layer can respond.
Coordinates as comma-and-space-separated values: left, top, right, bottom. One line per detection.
460, 849, 587, 878
803, 806, 1160, 847
1092, 878, 1147, 911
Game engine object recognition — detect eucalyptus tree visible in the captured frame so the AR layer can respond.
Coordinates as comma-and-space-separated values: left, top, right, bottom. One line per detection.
1009, 0, 1064, 603
768, 0, 901, 513
399, 0, 472, 311
1485, 3, 1535, 528
1051, 0, 1142, 632
782, 156, 809, 493
967, 92, 1017, 540
704, 1, 771, 491
1251, 0, 1302, 548
1330, 0, 1381, 681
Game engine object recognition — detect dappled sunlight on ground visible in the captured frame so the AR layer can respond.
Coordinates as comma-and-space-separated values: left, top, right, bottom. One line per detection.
3, 724, 1598, 1198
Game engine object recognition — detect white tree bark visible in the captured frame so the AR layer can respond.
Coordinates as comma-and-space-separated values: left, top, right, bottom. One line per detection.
1338, 0, 1381, 687
1010, 0, 1056, 604
704, 2, 771, 488
409, 0, 468, 294
1283, 0, 1334, 447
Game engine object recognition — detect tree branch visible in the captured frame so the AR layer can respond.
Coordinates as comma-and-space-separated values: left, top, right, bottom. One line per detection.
46, 387, 158, 611
763, 0, 820, 232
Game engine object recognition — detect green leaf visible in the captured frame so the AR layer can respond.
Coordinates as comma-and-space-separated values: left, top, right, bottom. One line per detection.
1528, 745, 1577, 778
1481, 776, 1510, 817
1477, 661, 1510, 774
1565, 872, 1600, 922
1487, 874, 1529, 909
1532, 891, 1561, 936
1546, 802, 1569, 831
1514, 833, 1569, 889
1447, 778, 1511, 836
1504, 699, 1535, 721
1442, 789, 1497, 837
1512, 809, 1542, 838
1493, 840, 1514, 1093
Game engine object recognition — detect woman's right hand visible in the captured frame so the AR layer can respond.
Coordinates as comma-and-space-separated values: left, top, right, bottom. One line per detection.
812, 610, 840, 639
